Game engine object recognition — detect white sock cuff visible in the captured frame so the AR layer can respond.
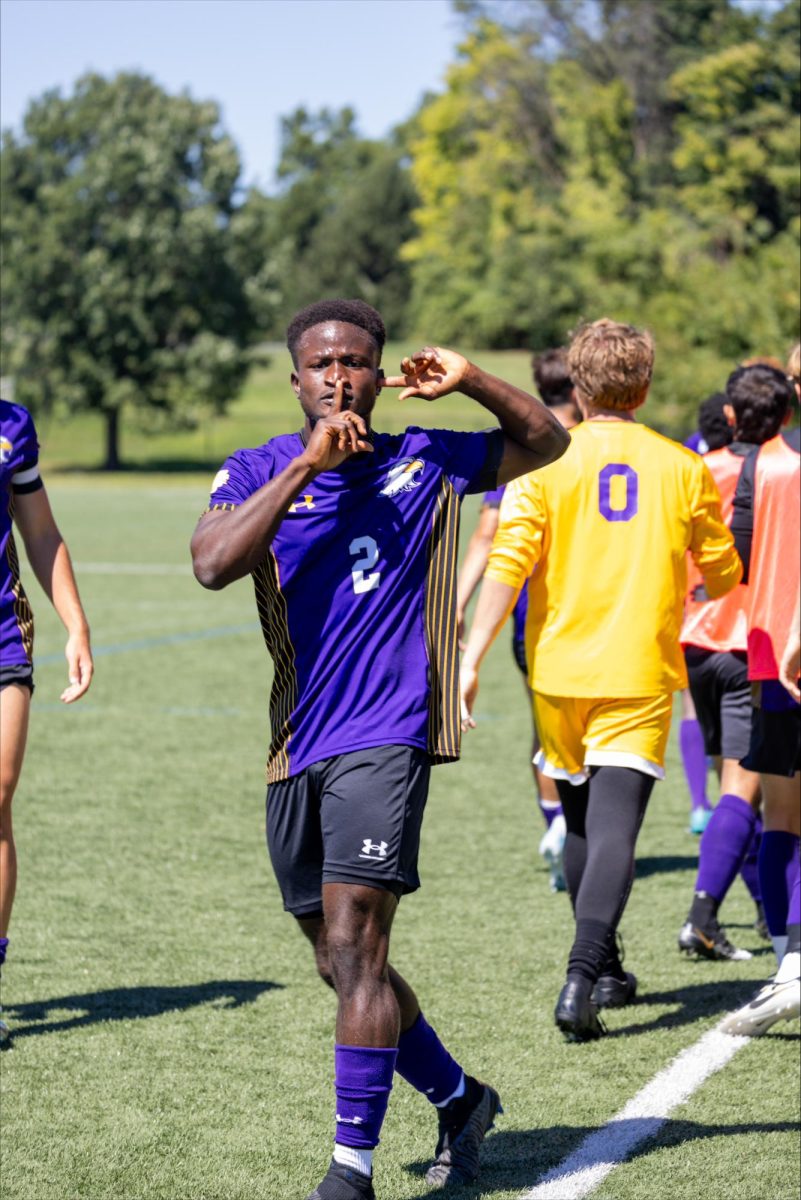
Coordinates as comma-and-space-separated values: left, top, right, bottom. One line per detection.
434, 1070, 466, 1108
333, 1144, 373, 1177
772, 934, 788, 964
775, 950, 801, 984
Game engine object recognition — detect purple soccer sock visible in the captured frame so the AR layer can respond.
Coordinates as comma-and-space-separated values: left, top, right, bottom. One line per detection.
538, 799, 563, 829
739, 818, 763, 904
758, 832, 800, 937
0, 937, 8, 966
680, 719, 710, 811
395, 1012, 462, 1105
334, 1045, 397, 1150
695, 794, 757, 903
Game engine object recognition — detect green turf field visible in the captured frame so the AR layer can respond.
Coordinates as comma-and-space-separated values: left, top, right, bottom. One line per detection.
2, 467, 799, 1200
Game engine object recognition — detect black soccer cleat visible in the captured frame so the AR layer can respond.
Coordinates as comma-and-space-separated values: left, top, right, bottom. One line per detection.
425, 1076, 503, 1187
678, 920, 752, 962
555, 977, 607, 1042
592, 969, 637, 1009
306, 1158, 375, 1200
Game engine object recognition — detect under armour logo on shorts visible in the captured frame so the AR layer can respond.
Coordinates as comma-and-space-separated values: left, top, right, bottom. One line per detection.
358, 839, 389, 860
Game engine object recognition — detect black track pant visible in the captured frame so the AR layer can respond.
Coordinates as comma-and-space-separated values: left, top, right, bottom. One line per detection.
556, 765, 655, 983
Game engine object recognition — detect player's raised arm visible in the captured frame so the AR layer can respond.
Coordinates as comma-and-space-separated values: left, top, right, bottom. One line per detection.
383, 346, 570, 480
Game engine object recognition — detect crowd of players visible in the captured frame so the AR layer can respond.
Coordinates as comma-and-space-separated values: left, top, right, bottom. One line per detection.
0, 305, 798, 1199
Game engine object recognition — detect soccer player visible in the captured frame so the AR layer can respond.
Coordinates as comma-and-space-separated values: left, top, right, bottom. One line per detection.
0, 399, 94, 1044
190, 299, 568, 1198
722, 348, 801, 1036
456, 347, 580, 892
678, 366, 795, 964
680, 392, 734, 835
460, 318, 742, 1042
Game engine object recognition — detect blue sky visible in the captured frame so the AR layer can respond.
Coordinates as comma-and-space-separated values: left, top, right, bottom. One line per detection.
0, 0, 461, 190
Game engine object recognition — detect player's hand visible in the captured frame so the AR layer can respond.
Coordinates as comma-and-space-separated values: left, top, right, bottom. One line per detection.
61, 631, 93, 703
460, 662, 479, 732
779, 629, 801, 703
383, 347, 470, 402
301, 380, 373, 474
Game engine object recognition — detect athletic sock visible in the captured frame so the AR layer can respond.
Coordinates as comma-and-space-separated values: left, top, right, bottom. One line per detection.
334, 1045, 397, 1155
0, 938, 8, 967
759, 831, 800, 937
739, 818, 763, 904
688, 890, 719, 929
538, 799, 563, 829
695, 794, 757, 903
333, 1145, 374, 1178
679, 718, 710, 811
394, 1012, 462, 1106
567, 918, 613, 984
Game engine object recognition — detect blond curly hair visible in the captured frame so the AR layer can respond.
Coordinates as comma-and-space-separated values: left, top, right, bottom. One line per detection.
568, 319, 654, 411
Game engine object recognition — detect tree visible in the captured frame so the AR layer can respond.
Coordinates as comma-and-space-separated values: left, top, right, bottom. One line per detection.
265, 107, 418, 336
1, 73, 272, 468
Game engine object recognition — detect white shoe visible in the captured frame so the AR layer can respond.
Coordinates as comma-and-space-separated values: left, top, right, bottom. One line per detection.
539, 814, 567, 893
720, 974, 801, 1037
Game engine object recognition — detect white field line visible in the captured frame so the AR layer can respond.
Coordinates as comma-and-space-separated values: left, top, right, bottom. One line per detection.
521, 1025, 750, 1200
74, 561, 191, 575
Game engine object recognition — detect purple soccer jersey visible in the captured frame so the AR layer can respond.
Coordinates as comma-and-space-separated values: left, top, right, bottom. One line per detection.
208, 426, 499, 781
1, 400, 42, 667
1, 401, 42, 667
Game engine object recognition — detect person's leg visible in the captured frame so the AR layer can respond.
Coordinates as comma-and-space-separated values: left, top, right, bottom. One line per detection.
525, 679, 565, 888
679, 685, 711, 828
759, 774, 801, 964
680, 759, 760, 961
0, 682, 32, 946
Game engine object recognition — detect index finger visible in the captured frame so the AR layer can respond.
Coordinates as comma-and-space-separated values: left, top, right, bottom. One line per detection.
330, 379, 346, 413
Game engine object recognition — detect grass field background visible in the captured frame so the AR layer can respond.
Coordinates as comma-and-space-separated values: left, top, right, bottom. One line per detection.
2, 380, 799, 1198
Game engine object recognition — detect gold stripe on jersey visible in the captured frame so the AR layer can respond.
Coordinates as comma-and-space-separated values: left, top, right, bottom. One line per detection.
252, 550, 298, 783
5, 498, 34, 661
424, 477, 461, 762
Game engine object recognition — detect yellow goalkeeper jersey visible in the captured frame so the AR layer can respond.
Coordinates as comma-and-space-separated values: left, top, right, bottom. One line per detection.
485, 419, 742, 697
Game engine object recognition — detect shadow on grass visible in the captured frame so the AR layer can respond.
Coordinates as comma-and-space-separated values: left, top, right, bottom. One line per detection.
402, 1118, 799, 1195
5, 979, 282, 1040
604, 977, 784, 1036
635, 853, 698, 878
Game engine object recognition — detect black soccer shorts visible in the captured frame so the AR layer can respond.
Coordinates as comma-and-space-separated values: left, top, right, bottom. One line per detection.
684, 646, 751, 761
265, 744, 431, 917
0, 663, 34, 694
741, 682, 801, 778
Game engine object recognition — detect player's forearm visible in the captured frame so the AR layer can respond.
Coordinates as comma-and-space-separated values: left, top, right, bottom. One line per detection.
191, 455, 318, 589
700, 548, 743, 600
457, 532, 495, 619
461, 577, 519, 672
25, 529, 90, 638
461, 362, 570, 467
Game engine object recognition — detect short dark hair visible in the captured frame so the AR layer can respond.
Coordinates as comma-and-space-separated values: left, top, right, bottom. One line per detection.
286, 299, 386, 365
697, 393, 733, 451
531, 347, 574, 407
725, 364, 793, 445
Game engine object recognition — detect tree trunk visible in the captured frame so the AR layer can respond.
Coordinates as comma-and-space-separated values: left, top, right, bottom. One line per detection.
104, 408, 121, 470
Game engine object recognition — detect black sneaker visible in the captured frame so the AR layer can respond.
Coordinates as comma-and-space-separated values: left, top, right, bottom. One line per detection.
306, 1159, 375, 1200
678, 920, 752, 962
554, 977, 606, 1042
592, 970, 637, 1009
425, 1076, 502, 1187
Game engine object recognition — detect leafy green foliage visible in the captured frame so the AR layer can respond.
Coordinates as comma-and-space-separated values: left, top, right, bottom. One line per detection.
1, 73, 273, 466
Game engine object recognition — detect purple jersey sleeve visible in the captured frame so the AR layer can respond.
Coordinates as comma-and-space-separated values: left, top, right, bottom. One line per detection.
207, 447, 275, 507
483, 484, 506, 507
419, 427, 502, 496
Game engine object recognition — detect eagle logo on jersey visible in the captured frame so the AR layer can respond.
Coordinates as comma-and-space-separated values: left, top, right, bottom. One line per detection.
379, 458, 424, 497
0, 436, 12, 465
210, 469, 230, 495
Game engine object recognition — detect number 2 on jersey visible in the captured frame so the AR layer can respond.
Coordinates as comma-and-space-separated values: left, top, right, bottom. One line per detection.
598, 463, 638, 522
350, 536, 381, 594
